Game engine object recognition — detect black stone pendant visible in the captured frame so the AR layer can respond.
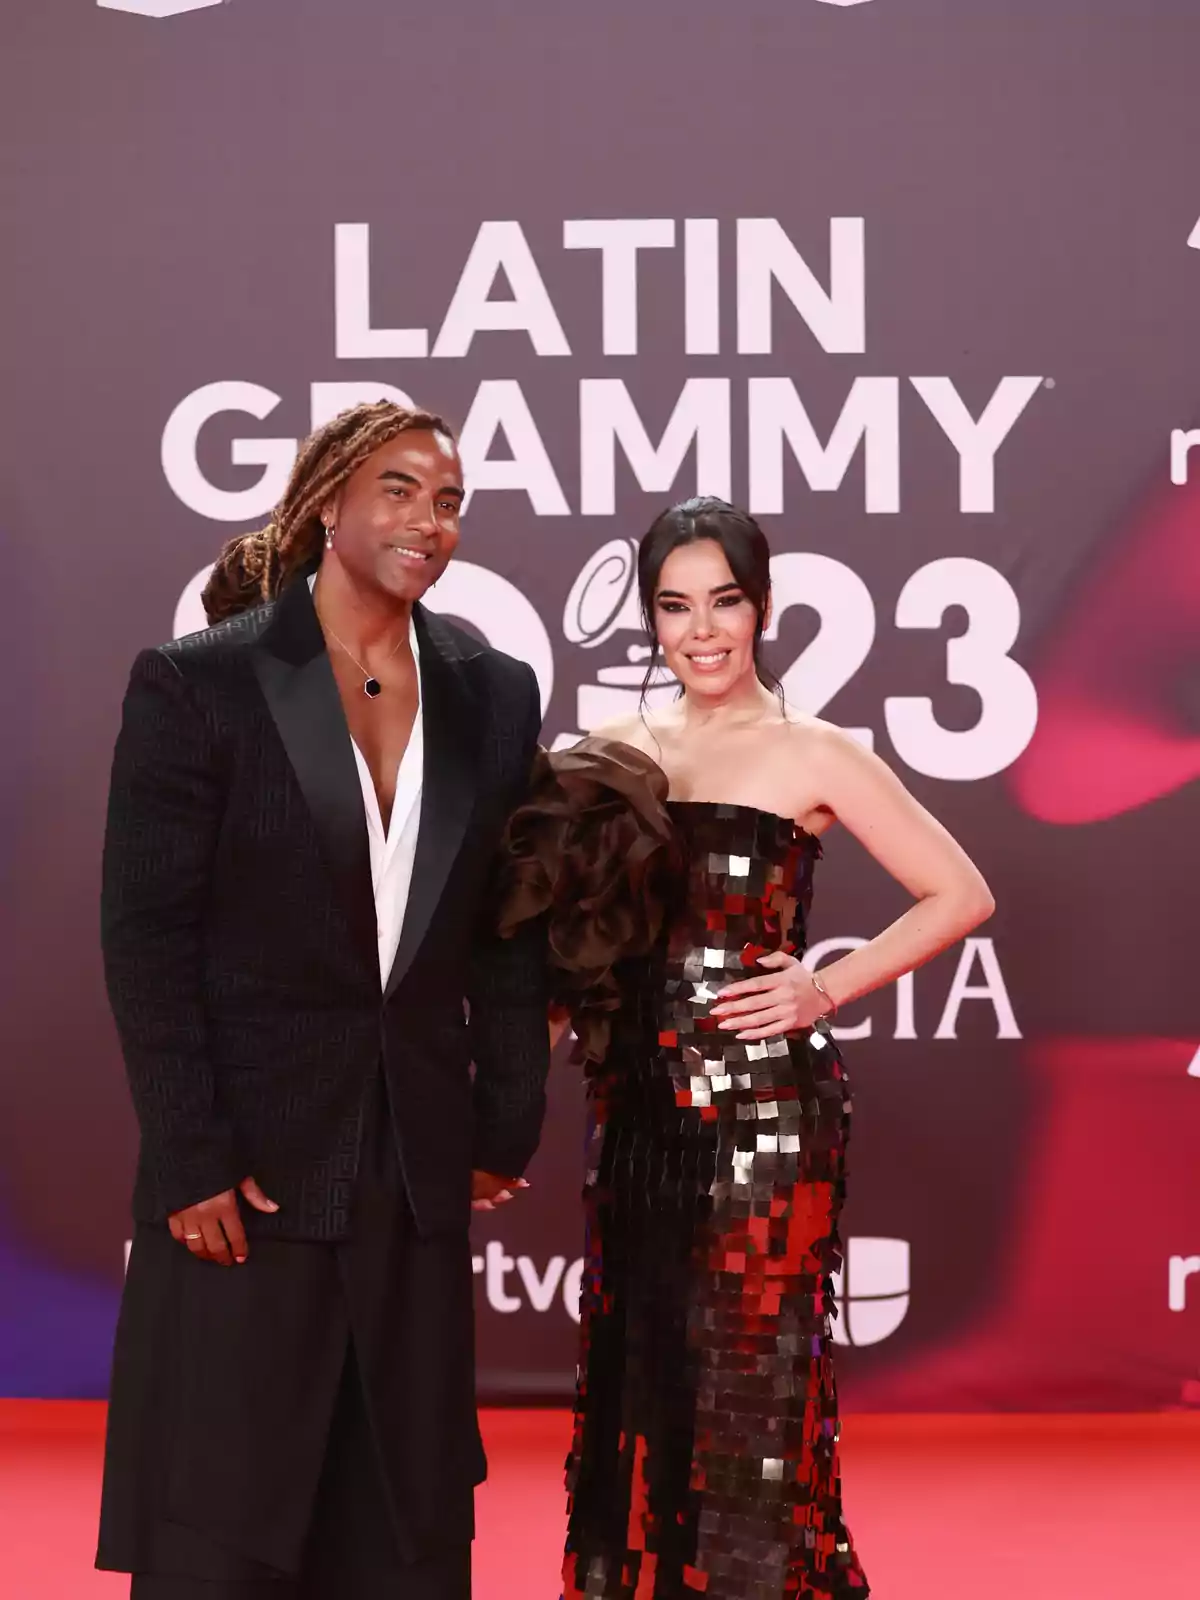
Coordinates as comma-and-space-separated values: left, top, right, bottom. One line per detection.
363, 678, 382, 699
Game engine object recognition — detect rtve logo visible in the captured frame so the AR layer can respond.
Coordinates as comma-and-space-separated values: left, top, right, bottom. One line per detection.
98, 1, 224, 16
1169, 1254, 1200, 1312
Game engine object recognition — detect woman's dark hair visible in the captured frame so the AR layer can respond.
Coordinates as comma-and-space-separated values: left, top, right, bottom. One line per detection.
201, 400, 454, 624
636, 496, 782, 704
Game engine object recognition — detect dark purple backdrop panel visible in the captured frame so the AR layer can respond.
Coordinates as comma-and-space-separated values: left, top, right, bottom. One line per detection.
2, 0, 1197, 1403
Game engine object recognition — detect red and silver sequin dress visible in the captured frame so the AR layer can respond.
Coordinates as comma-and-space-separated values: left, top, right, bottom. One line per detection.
499, 744, 868, 1599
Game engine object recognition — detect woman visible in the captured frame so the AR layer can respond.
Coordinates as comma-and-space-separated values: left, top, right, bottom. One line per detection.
500, 498, 994, 1599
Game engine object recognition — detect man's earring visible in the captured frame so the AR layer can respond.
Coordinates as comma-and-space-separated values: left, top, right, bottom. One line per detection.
324, 524, 334, 550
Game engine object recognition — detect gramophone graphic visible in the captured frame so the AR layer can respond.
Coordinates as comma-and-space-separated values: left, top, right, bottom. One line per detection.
563, 539, 679, 732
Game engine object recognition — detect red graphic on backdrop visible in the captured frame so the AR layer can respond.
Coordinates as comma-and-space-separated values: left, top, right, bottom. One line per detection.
1011, 481, 1200, 822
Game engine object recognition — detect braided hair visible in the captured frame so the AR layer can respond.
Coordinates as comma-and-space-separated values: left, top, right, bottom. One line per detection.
201, 400, 454, 624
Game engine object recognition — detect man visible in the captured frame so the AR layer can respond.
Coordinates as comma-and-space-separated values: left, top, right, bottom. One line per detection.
97, 401, 549, 1598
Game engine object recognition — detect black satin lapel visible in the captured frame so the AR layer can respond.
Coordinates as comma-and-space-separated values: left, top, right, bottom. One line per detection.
251, 581, 377, 972
383, 609, 481, 1001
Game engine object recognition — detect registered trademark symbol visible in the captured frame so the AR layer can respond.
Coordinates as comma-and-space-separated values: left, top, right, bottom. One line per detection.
1044, 377, 1056, 389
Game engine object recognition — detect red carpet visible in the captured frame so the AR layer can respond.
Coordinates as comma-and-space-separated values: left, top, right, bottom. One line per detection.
2, 1403, 1198, 1597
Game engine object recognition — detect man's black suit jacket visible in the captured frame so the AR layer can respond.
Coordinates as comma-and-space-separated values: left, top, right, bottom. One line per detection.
100, 570, 549, 1238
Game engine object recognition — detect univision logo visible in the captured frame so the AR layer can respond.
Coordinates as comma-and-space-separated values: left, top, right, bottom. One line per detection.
98, 1, 224, 15
830, 1236, 910, 1347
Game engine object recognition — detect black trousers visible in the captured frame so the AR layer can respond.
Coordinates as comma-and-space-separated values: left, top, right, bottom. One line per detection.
128, 1349, 470, 1600
98, 1080, 481, 1598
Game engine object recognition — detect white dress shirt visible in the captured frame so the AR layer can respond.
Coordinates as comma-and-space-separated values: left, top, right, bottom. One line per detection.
309, 577, 424, 987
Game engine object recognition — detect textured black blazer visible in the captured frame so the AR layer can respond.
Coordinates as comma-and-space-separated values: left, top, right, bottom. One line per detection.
100, 571, 549, 1238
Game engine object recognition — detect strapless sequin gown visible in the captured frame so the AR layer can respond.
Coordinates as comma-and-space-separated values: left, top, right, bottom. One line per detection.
562, 802, 868, 1600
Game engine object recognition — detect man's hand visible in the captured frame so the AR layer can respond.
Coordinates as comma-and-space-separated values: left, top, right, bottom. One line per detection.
471, 1170, 530, 1212
168, 1176, 279, 1266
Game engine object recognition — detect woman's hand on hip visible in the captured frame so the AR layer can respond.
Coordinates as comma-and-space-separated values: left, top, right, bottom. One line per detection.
710, 951, 832, 1040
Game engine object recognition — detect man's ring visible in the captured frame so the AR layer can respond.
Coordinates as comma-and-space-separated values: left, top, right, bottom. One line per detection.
183, 1233, 202, 1241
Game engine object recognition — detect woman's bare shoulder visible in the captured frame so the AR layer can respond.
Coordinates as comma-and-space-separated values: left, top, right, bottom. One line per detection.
772, 714, 884, 802
779, 712, 867, 761
588, 714, 668, 759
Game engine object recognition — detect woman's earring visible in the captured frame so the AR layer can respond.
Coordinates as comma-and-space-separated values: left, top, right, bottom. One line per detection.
324, 524, 335, 550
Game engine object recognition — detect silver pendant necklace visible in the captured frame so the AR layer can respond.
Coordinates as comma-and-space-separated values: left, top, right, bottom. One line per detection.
321, 620, 405, 699
315, 529, 405, 697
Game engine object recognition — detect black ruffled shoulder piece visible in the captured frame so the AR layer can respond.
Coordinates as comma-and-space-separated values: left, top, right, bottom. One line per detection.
496, 737, 683, 1064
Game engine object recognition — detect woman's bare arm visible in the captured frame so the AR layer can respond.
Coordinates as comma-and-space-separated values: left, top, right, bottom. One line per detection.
805, 725, 995, 1009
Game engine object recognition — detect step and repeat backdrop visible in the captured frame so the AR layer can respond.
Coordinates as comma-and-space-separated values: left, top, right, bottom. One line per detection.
2, 0, 1198, 1405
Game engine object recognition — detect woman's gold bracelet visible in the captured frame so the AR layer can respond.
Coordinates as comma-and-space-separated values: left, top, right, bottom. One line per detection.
809, 969, 837, 1018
